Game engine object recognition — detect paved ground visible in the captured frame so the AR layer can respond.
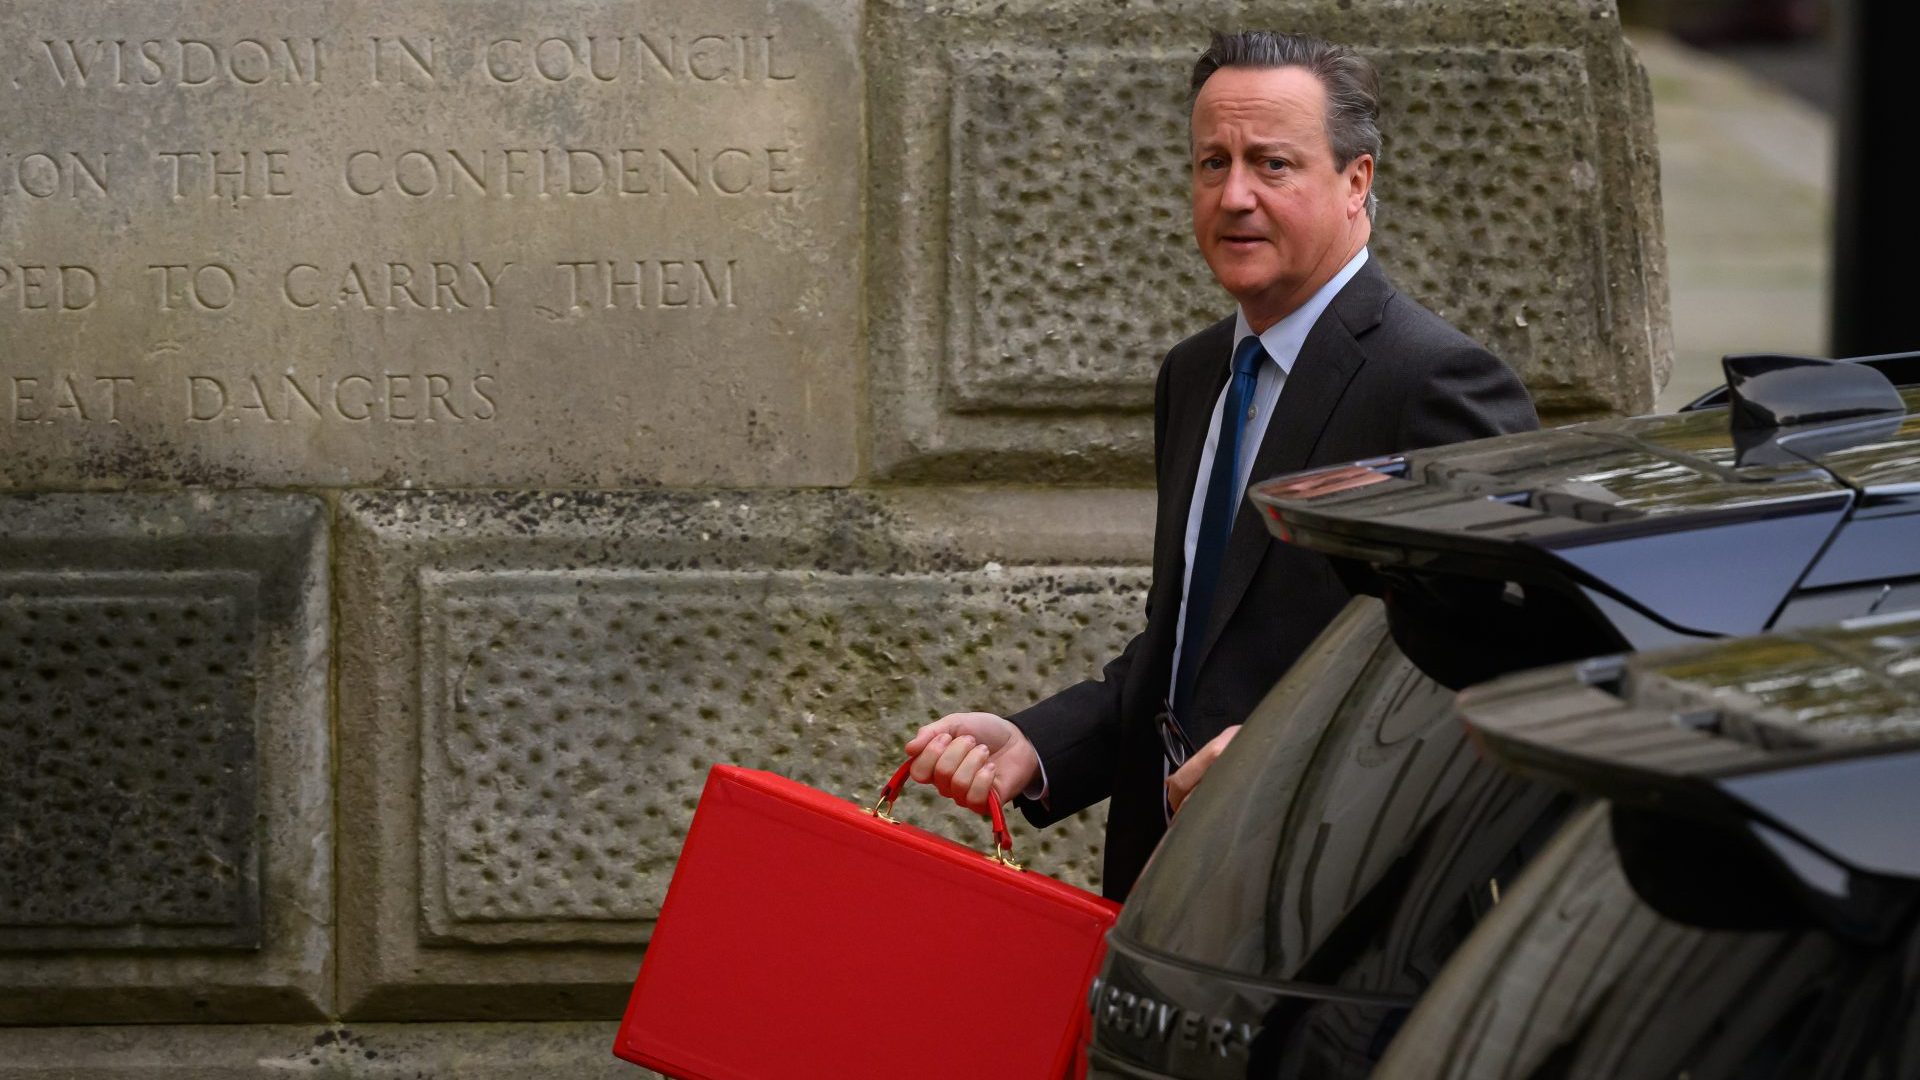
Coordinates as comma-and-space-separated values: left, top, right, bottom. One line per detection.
1713, 28, 1841, 113
1632, 32, 1833, 410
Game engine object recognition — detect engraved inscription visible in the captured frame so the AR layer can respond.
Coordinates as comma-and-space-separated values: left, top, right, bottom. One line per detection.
5, 370, 501, 424
147, 263, 237, 311
555, 259, 737, 311
157, 150, 292, 202
185, 372, 498, 423
34, 37, 325, 88
0, 1, 860, 484
341, 146, 794, 199
16, 33, 802, 91
480, 34, 796, 84
281, 260, 512, 311
9, 375, 133, 422
368, 36, 436, 84
0, 151, 110, 197
0, 264, 98, 310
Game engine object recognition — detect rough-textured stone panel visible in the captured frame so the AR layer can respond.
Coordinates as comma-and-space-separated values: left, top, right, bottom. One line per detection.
947, 46, 1211, 412
419, 567, 1142, 944
0, 1022, 642, 1079
0, 575, 260, 950
869, 0, 1669, 480
0, 494, 331, 1024
1369, 47, 1607, 405
0, 0, 861, 489
337, 488, 1151, 1018
945, 45, 1612, 417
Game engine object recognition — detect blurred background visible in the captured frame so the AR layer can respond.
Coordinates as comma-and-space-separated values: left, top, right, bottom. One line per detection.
1622, 0, 1838, 409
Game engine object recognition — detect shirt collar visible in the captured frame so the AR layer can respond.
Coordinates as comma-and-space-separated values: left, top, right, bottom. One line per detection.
1231, 247, 1370, 376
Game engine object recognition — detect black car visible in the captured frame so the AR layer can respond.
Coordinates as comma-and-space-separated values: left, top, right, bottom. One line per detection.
1086, 353, 1920, 1078
1376, 613, 1920, 1078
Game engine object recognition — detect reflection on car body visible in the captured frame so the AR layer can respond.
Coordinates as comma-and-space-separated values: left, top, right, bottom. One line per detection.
1377, 612, 1920, 1078
1090, 600, 1573, 1078
1090, 354, 1920, 1078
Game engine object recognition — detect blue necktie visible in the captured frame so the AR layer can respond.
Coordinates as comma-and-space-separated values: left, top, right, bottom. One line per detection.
1173, 334, 1267, 718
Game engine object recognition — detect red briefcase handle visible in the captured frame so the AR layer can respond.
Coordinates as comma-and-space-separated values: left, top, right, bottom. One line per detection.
871, 758, 1021, 870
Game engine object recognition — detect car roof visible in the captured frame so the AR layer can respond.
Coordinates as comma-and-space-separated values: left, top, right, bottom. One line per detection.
1248, 391, 1920, 638
1790, 385, 1920, 489
1255, 383, 1920, 525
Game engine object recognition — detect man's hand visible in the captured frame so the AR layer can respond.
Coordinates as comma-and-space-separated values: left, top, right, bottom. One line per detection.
1165, 725, 1241, 815
903, 713, 1040, 814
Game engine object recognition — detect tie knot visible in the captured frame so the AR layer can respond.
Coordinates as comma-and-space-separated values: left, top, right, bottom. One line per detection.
1231, 335, 1267, 379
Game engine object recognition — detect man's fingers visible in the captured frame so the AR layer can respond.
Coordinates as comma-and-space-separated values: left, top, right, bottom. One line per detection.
966, 762, 996, 811
907, 732, 954, 783
904, 719, 956, 757
1165, 765, 1197, 815
900, 712, 1026, 810
931, 735, 977, 795
949, 742, 990, 799
1166, 725, 1243, 815
1196, 726, 1239, 763
1168, 748, 1207, 789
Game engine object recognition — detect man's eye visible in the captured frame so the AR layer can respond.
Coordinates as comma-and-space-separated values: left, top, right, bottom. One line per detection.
1200, 157, 1226, 171
1263, 158, 1288, 171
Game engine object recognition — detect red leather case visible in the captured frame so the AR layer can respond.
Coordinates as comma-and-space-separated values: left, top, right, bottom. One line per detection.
614, 764, 1119, 1079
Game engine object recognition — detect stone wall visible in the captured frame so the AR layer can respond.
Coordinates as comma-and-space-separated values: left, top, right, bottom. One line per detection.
0, 0, 1665, 1072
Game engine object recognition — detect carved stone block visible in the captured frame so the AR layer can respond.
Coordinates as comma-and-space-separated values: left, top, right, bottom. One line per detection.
945, 46, 1215, 414
0, 576, 260, 950
868, 0, 1668, 479
0, 493, 330, 1022
0, 0, 862, 488
337, 488, 1150, 1018
1368, 45, 1623, 415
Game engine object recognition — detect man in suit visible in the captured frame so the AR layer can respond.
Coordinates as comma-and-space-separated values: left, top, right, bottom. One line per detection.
903, 30, 1538, 899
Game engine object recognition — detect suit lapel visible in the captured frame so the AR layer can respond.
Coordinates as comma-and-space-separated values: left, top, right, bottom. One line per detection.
1191, 262, 1391, 675
1160, 319, 1234, 586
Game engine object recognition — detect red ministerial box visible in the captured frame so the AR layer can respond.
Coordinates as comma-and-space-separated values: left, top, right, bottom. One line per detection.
614, 764, 1119, 1079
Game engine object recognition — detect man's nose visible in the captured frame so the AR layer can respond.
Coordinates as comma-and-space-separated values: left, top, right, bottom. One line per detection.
1220, 162, 1257, 211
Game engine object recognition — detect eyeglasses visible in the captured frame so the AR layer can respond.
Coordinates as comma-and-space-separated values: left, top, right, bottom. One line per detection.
1156, 701, 1195, 769
1157, 701, 1195, 821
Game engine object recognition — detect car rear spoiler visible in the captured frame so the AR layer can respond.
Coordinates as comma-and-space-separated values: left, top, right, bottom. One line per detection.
1458, 617, 1920, 941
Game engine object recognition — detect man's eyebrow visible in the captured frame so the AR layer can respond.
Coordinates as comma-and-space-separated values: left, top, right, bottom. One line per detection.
1188, 138, 1303, 157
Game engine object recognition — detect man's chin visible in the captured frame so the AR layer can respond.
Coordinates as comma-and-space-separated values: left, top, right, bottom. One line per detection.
1204, 250, 1278, 285
1209, 270, 1283, 306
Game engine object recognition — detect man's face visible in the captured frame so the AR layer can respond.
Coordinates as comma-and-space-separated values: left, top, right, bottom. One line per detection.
1190, 65, 1372, 328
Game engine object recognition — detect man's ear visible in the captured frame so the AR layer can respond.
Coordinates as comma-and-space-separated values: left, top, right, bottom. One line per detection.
1346, 154, 1374, 217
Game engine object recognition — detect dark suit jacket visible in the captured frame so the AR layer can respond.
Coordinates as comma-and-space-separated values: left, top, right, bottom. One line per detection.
1009, 258, 1539, 899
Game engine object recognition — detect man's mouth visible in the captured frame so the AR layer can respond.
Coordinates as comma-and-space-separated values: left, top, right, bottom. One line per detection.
1221, 235, 1267, 248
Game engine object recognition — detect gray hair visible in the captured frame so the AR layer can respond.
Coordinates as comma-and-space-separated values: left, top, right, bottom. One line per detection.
1190, 30, 1381, 219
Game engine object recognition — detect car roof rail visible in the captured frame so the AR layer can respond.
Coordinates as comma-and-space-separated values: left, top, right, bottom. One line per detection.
1679, 348, 1920, 413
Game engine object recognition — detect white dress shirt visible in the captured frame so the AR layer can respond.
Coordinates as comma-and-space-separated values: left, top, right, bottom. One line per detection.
1026, 246, 1370, 802
1166, 246, 1370, 696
